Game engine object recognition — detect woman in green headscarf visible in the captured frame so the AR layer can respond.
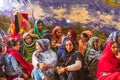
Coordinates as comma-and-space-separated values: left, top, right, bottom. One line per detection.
29, 19, 44, 38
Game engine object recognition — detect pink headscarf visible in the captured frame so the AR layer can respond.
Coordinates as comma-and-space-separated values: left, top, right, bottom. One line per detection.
96, 40, 120, 79
68, 30, 78, 45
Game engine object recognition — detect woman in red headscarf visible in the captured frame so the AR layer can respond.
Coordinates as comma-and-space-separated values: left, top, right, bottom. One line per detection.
96, 40, 120, 80
67, 30, 78, 46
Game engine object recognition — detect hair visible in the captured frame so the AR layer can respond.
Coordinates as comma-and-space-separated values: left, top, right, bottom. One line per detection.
37, 19, 44, 26
82, 33, 89, 38
0, 46, 2, 53
64, 39, 77, 51
15, 14, 20, 34
10, 39, 20, 47
92, 39, 99, 51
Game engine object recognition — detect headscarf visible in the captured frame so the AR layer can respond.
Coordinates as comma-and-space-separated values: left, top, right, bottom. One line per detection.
85, 36, 99, 60
78, 30, 93, 56
103, 31, 120, 48
22, 32, 36, 46
22, 32, 36, 63
36, 39, 50, 52
51, 26, 62, 39
60, 39, 76, 63
68, 30, 78, 45
81, 30, 93, 39
96, 40, 120, 79
34, 19, 44, 38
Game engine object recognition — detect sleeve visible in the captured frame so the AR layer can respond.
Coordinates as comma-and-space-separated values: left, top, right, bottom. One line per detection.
11, 56, 23, 77
67, 59, 82, 71
32, 51, 39, 68
22, 46, 27, 58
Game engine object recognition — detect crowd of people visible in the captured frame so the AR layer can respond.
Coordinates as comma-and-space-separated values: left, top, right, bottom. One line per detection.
0, 12, 120, 80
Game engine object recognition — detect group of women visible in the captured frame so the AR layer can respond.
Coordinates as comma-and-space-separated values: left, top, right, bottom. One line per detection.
0, 12, 120, 80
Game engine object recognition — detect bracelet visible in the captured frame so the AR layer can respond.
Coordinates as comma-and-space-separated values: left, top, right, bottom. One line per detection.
64, 67, 67, 72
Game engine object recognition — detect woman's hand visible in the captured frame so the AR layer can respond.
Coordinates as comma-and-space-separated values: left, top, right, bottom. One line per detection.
23, 73, 29, 80
38, 63, 49, 70
56, 67, 67, 75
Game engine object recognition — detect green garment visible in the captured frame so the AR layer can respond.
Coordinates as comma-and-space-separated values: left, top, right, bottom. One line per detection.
34, 19, 44, 38
22, 40, 36, 63
85, 37, 99, 61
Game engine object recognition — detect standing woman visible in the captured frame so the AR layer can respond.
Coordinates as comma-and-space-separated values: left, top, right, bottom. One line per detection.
29, 19, 44, 38
96, 40, 120, 80
56, 39, 89, 80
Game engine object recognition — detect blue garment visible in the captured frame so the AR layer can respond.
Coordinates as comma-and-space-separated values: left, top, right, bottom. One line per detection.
0, 55, 5, 77
32, 68, 46, 80
57, 37, 69, 59
4, 53, 23, 77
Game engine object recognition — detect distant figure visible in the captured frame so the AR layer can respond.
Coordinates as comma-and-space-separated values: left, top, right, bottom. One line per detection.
67, 30, 78, 46
78, 30, 93, 56
29, 19, 44, 38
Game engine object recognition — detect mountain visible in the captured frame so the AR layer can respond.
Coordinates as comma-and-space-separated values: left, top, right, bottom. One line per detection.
0, 0, 120, 34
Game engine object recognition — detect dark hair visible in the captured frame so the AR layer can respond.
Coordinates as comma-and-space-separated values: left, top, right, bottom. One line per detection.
82, 33, 89, 38
37, 19, 44, 26
10, 39, 20, 47
0, 46, 2, 52
15, 15, 20, 34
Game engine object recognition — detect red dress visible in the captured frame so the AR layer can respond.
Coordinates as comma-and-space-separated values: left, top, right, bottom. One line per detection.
96, 40, 120, 80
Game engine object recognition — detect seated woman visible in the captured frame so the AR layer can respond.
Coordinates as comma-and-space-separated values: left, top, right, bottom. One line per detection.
32, 39, 57, 80
22, 32, 38, 63
78, 30, 93, 56
85, 36, 102, 80
4, 39, 33, 80
29, 19, 44, 38
56, 39, 89, 80
96, 40, 120, 80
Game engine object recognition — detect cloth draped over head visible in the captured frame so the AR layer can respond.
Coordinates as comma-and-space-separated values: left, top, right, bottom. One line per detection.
36, 39, 50, 52
85, 36, 99, 61
96, 40, 120, 79
81, 30, 93, 39
51, 26, 62, 38
34, 19, 44, 38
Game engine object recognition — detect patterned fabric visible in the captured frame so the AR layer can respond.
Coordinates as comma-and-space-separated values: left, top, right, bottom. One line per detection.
4, 53, 23, 77
85, 36, 101, 66
32, 39, 57, 80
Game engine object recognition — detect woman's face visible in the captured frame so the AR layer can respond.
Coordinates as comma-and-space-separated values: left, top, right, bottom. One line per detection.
117, 36, 120, 43
36, 42, 43, 52
67, 32, 72, 39
13, 41, 21, 51
65, 40, 74, 52
25, 35, 32, 44
38, 23, 43, 30
56, 30, 62, 37
111, 43, 118, 55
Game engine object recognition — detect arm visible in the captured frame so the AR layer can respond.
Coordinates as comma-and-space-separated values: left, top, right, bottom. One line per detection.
32, 51, 39, 68
67, 59, 82, 71
11, 56, 23, 77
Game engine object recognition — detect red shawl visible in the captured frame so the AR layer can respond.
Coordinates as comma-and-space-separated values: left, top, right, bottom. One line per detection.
7, 48, 33, 75
96, 40, 120, 80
